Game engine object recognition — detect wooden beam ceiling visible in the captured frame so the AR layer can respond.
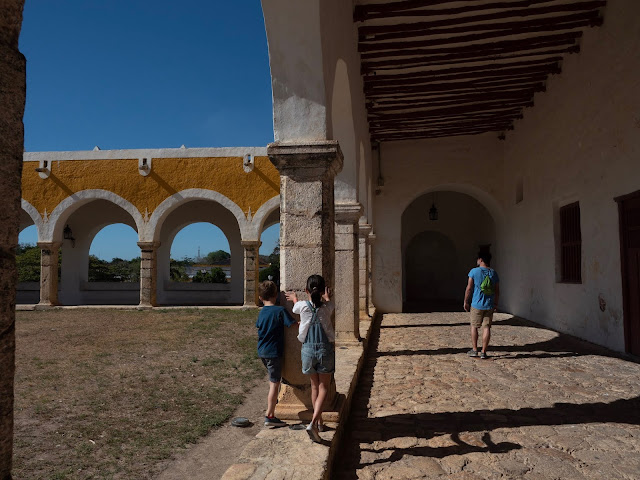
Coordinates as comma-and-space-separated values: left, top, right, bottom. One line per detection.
355, 0, 606, 141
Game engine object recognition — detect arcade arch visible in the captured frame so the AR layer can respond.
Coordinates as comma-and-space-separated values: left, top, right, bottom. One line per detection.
157, 200, 242, 305
59, 199, 139, 305
402, 190, 496, 312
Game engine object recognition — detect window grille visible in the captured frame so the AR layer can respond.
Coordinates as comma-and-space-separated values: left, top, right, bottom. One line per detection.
560, 202, 582, 283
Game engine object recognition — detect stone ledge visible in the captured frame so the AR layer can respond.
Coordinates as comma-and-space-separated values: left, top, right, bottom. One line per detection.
222, 311, 379, 480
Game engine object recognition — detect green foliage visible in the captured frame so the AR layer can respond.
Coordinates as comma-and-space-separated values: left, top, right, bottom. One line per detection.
89, 255, 140, 282
192, 267, 227, 284
170, 258, 193, 282
204, 250, 230, 264
16, 244, 41, 282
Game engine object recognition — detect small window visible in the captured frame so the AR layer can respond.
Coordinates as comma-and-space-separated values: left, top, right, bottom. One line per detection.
560, 202, 581, 283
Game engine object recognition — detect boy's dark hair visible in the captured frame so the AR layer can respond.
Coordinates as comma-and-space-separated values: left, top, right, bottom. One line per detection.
478, 251, 492, 266
258, 280, 277, 301
306, 274, 326, 308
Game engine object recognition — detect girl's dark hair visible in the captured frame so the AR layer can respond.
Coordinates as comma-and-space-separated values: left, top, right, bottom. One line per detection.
306, 274, 326, 308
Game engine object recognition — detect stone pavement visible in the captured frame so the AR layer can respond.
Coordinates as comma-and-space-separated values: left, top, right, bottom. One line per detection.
333, 312, 640, 480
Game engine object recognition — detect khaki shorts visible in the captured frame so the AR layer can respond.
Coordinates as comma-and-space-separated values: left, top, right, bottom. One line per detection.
470, 307, 494, 328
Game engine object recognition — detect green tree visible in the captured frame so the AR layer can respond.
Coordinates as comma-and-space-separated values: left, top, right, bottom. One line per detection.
205, 250, 230, 264
169, 258, 192, 282
192, 267, 227, 283
16, 244, 41, 282
89, 255, 113, 282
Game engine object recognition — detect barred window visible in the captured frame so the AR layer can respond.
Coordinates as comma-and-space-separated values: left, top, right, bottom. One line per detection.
560, 202, 582, 283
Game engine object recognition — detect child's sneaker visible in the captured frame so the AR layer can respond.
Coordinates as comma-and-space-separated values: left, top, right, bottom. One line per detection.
264, 416, 285, 427
306, 423, 322, 443
317, 423, 325, 432
467, 349, 479, 357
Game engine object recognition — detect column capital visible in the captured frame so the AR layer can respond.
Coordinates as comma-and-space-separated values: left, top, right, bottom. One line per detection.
267, 141, 343, 180
241, 240, 262, 248
335, 202, 363, 223
37, 241, 61, 251
137, 241, 161, 251
358, 223, 372, 238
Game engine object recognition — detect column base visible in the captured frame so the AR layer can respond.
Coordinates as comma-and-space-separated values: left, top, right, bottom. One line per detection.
34, 302, 60, 310
275, 393, 345, 423
335, 331, 362, 346
137, 304, 153, 310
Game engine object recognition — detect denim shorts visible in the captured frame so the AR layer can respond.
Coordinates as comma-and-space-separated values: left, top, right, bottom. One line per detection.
261, 357, 282, 383
301, 342, 335, 375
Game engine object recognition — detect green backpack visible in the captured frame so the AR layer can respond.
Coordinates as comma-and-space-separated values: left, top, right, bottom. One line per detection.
480, 269, 495, 296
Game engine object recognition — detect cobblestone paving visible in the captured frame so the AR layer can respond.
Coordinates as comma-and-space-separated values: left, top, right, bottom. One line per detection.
334, 312, 640, 479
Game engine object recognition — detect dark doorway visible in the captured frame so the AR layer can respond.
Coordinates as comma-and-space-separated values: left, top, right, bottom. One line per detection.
616, 190, 640, 356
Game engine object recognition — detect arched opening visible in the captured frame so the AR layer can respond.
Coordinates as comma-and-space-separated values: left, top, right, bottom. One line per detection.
157, 200, 242, 306
58, 200, 139, 305
402, 191, 496, 312
259, 207, 281, 286
17, 221, 40, 304
169, 222, 231, 284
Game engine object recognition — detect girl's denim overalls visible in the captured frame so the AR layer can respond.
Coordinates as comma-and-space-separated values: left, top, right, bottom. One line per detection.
301, 301, 335, 375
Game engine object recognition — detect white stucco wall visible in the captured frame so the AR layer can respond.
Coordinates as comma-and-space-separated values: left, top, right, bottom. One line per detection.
373, 134, 504, 312
500, 0, 640, 351
261, 0, 327, 141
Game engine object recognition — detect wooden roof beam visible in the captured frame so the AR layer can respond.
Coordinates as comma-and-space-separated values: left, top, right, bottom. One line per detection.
355, 0, 606, 23
358, 20, 599, 53
361, 45, 580, 73
360, 32, 582, 60
360, 10, 602, 42
363, 64, 560, 88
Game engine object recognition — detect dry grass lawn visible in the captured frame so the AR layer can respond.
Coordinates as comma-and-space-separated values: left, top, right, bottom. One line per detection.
13, 308, 264, 480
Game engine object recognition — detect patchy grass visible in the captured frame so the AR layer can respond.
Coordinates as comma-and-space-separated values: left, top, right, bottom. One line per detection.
13, 308, 263, 480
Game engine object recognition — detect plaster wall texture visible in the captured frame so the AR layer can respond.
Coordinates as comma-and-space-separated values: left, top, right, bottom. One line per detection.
402, 191, 495, 303
372, 134, 504, 312
21, 154, 278, 237
500, 0, 640, 351
261, 0, 327, 141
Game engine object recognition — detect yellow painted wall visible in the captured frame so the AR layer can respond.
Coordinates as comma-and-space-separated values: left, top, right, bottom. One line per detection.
22, 156, 280, 219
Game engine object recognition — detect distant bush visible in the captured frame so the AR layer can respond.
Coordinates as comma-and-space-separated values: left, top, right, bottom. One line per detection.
192, 267, 227, 284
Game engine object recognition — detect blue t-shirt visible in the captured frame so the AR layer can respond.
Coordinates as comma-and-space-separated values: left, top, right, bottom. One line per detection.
469, 267, 499, 310
256, 305, 296, 358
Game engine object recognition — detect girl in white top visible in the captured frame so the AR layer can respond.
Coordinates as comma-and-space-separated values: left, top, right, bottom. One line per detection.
286, 274, 334, 442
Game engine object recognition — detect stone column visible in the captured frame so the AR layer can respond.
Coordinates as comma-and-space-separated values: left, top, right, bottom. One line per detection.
138, 241, 160, 308
368, 232, 376, 316
334, 203, 363, 344
268, 141, 343, 420
242, 240, 261, 306
358, 223, 372, 319
36, 242, 61, 308
0, 2, 26, 476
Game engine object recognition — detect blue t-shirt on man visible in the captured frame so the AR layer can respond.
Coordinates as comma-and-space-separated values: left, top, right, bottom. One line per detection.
256, 305, 296, 358
469, 267, 499, 310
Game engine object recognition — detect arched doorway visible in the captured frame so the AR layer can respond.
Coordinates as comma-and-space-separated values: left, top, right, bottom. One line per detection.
402, 191, 496, 312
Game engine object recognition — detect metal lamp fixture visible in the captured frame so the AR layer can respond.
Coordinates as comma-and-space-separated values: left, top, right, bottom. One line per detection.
429, 193, 438, 221
63, 224, 76, 247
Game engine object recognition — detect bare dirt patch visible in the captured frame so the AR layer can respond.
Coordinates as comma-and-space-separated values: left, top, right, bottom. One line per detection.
13, 308, 264, 480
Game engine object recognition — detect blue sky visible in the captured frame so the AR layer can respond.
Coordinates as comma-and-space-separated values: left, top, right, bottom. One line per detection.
18, 0, 280, 259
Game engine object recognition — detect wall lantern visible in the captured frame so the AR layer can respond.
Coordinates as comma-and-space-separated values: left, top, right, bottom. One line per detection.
429, 193, 438, 221
63, 224, 76, 247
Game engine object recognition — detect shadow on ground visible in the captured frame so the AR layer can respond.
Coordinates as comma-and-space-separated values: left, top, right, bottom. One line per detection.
333, 312, 640, 478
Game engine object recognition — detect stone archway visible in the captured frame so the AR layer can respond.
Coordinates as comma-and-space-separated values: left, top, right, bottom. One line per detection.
401, 190, 496, 312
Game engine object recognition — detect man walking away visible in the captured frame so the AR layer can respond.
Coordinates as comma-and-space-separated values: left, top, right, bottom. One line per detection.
464, 251, 499, 359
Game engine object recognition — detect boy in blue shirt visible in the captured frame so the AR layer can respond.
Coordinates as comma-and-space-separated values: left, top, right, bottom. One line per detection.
463, 251, 500, 359
256, 280, 297, 426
